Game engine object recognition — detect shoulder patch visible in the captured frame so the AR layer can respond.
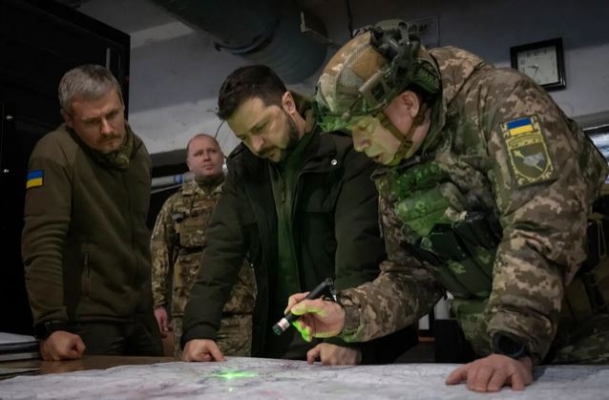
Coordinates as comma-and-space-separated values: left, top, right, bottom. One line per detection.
26, 170, 44, 189
501, 115, 557, 187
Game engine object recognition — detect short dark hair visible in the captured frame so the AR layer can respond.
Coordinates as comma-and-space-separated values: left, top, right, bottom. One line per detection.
217, 65, 287, 120
186, 133, 221, 157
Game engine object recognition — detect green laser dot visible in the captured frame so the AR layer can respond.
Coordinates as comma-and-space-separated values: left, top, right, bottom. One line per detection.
213, 370, 258, 380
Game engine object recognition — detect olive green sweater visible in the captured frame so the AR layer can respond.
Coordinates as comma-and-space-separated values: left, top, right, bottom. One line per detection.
22, 124, 153, 327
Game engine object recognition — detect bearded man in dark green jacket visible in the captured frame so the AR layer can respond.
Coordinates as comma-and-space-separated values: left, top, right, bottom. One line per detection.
181, 65, 417, 364
22, 64, 162, 360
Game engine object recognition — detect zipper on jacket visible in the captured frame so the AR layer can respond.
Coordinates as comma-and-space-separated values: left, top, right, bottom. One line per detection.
293, 161, 337, 226
83, 250, 91, 296
122, 171, 139, 287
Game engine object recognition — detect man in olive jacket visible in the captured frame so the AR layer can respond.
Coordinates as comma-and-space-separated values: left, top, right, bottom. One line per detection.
22, 65, 162, 360
181, 65, 417, 364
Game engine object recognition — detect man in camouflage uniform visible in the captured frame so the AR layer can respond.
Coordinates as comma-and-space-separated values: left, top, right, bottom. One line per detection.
150, 134, 256, 357
287, 20, 609, 392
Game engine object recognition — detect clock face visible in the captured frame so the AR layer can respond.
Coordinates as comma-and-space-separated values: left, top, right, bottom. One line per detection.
517, 45, 559, 86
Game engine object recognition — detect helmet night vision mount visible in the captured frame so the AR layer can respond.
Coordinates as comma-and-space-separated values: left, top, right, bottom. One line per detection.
314, 19, 440, 133
354, 19, 423, 113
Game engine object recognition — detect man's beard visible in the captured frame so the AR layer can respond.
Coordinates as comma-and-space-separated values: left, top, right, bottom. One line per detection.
284, 116, 300, 153
259, 113, 300, 162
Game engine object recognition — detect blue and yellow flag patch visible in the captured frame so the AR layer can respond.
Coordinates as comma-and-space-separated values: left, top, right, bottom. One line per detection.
501, 115, 558, 187
26, 170, 44, 189
506, 117, 534, 136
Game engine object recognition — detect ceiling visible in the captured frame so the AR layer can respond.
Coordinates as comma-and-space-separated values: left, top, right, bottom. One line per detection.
53, 0, 93, 7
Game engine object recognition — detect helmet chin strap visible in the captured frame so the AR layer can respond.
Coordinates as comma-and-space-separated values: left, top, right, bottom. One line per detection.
377, 103, 428, 166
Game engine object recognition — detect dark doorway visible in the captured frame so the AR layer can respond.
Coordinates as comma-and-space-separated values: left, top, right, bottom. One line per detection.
0, 0, 130, 334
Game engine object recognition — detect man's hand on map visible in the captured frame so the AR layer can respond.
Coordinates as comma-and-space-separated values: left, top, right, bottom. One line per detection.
39, 331, 86, 361
445, 354, 533, 392
182, 339, 226, 362
285, 293, 346, 341
154, 307, 170, 338
306, 343, 362, 366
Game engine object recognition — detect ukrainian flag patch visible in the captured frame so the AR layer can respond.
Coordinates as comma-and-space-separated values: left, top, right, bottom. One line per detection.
506, 117, 534, 136
26, 170, 44, 189
501, 115, 558, 187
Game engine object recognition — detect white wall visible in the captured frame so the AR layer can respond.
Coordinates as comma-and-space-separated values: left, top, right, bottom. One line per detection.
312, 0, 609, 118
79, 0, 609, 158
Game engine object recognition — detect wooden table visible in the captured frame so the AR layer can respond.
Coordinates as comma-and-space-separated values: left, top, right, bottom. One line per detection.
1, 355, 177, 377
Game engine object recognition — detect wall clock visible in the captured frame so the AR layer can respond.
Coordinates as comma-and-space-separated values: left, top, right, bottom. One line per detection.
510, 38, 566, 91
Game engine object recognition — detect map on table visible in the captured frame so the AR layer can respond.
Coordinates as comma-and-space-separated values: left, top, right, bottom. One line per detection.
0, 357, 608, 399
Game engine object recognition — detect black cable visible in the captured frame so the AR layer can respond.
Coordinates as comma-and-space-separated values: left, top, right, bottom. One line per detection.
214, 119, 230, 165
345, 0, 354, 37
214, 119, 225, 139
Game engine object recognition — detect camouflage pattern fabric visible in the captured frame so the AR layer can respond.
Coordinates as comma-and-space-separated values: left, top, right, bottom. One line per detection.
337, 46, 609, 364
315, 30, 440, 133
150, 177, 256, 356
550, 314, 609, 364
92, 124, 134, 170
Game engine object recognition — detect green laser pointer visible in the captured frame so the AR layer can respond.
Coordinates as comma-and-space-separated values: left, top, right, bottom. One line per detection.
272, 277, 336, 335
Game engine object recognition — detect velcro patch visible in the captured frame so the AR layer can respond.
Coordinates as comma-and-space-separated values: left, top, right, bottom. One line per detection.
26, 169, 44, 189
501, 116, 557, 187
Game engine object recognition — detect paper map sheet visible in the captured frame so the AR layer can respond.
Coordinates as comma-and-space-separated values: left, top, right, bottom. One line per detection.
1, 357, 608, 399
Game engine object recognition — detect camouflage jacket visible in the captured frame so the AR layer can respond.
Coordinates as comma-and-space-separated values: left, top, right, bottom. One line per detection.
338, 46, 609, 363
150, 177, 256, 317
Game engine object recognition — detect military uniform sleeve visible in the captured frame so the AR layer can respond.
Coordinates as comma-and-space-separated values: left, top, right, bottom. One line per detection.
181, 168, 250, 345
21, 139, 72, 325
481, 71, 606, 362
338, 193, 445, 342
150, 196, 176, 308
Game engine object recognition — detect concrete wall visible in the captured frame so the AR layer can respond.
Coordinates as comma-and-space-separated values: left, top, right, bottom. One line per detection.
79, 0, 609, 160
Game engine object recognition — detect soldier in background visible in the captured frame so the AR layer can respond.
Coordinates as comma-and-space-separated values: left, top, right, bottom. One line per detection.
150, 134, 256, 357
286, 19, 609, 392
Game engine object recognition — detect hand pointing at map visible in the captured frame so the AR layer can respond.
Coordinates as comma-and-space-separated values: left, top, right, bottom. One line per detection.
182, 339, 226, 362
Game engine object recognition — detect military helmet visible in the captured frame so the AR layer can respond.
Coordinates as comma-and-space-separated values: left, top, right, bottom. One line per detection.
315, 19, 440, 132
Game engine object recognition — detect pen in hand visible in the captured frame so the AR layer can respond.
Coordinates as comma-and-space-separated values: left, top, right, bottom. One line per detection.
272, 278, 335, 336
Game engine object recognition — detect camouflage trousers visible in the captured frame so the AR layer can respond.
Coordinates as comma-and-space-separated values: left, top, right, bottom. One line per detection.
172, 315, 253, 358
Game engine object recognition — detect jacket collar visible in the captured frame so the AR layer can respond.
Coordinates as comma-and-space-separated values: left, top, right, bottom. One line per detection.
292, 90, 317, 134
419, 47, 488, 155
181, 174, 225, 196
64, 123, 144, 169
228, 126, 347, 180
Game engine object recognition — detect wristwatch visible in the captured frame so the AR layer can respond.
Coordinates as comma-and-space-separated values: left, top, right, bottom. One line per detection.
492, 333, 529, 359
33, 321, 68, 340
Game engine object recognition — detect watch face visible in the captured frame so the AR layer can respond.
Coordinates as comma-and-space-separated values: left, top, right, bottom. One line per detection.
517, 45, 558, 86
493, 334, 528, 359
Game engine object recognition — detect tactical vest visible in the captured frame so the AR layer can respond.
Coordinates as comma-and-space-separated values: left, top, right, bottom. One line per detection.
377, 159, 498, 344
169, 189, 219, 316
378, 158, 609, 345
172, 202, 214, 250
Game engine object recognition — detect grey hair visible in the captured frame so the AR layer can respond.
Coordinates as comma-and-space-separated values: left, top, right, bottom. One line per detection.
58, 64, 123, 113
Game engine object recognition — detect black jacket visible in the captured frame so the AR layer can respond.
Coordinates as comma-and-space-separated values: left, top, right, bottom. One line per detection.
182, 129, 417, 361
